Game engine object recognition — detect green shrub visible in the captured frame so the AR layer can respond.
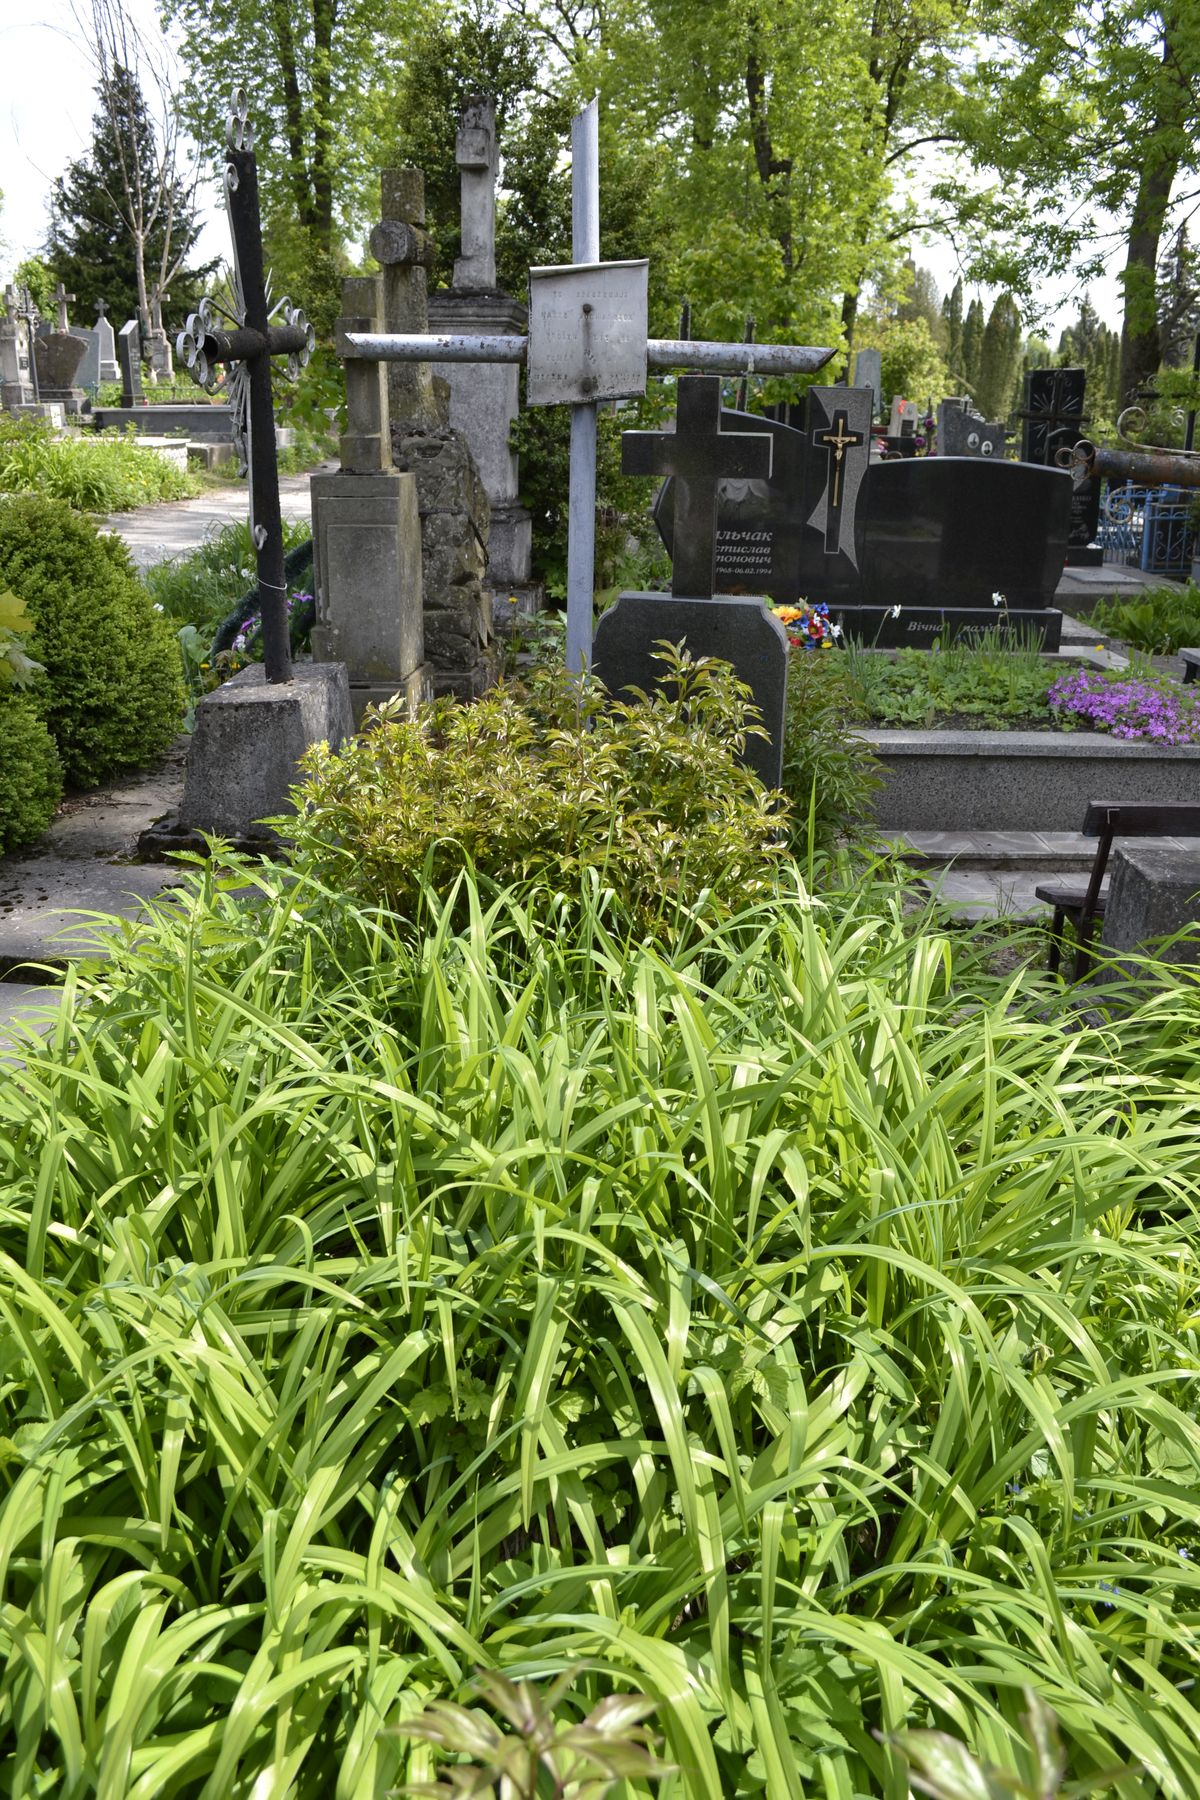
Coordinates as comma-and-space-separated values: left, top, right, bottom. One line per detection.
1091, 581, 1200, 655
0, 494, 184, 786
0, 415, 198, 511
1, 860, 1200, 1791
144, 517, 313, 641
290, 646, 787, 935
782, 649, 883, 855
0, 693, 62, 851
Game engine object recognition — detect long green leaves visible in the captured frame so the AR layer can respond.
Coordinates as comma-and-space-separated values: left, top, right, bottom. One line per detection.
0, 860, 1198, 1794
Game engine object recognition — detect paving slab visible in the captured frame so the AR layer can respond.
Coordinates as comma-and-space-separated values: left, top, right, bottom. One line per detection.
101, 469, 321, 571
0, 741, 188, 976
1055, 564, 1177, 611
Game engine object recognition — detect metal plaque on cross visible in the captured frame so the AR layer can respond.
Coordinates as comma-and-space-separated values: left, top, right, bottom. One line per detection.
621, 375, 773, 597
527, 260, 650, 406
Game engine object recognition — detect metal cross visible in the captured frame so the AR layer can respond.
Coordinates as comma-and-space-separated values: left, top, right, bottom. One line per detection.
176, 91, 314, 683
815, 410, 866, 512
621, 376, 773, 597
1019, 368, 1089, 467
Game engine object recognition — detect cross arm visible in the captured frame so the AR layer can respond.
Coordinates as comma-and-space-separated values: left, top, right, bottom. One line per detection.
341, 331, 835, 378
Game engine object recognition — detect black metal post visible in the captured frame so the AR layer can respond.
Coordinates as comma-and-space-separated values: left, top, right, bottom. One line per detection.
226, 135, 291, 684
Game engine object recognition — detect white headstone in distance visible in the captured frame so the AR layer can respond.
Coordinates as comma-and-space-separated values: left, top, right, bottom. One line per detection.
526, 260, 650, 406
853, 348, 882, 420
95, 300, 119, 381
889, 395, 918, 437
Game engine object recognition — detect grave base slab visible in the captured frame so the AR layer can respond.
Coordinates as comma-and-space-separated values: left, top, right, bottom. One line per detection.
830, 605, 1062, 651
175, 662, 353, 842
593, 592, 787, 789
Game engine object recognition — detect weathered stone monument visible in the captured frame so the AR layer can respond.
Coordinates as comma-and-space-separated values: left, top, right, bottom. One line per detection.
0, 285, 38, 412
428, 98, 541, 630
852, 348, 882, 423
596, 374, 789, 788
33, 284, 89, 415
95, 300, 120, 382
312, 273, 428, 721
369, 167, 495, 699
118, 319, 145, 409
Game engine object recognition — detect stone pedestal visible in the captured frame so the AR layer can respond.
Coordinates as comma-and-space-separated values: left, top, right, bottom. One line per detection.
1100, 846, 1200, 969
593, 593, 788, 789
177, 663, 354, 841
311, 468, 430, 723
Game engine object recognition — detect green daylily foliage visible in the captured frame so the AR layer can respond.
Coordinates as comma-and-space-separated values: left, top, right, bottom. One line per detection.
1, 859, 1200, 1795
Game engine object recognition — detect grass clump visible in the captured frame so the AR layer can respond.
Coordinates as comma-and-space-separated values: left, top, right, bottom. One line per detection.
0, 493, 184, 786
1091, 580, 1200, 655
291, 644, 786, 936
782, 647, 883, 854
1, 859, 1199, 1792
0, 415, 198, 511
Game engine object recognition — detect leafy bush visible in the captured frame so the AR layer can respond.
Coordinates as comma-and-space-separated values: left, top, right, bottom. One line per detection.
1091, 581, 1200, 655
843, 629, 1056, 726
0, 494, 184, 785
782, 648, 883, 855
0, 415, 198, 511
2, 860, 1200, 1791
290, 645, 786, 935
0, 694, 62, 851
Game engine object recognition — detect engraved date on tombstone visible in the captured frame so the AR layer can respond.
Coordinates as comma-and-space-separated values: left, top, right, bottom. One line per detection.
527, 260, 649, 406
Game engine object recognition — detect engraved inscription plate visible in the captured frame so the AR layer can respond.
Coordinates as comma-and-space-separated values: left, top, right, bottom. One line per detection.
527, 260, 649, 407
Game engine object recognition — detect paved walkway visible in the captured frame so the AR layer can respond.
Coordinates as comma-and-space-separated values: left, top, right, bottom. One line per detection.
101, 469, 321, 570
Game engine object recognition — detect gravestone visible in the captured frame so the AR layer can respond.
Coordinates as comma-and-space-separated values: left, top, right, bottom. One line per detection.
95, 300, 119, 381
1020, 367, 1100, 566
888, 396, 918, 438
1100, 846, 1200, 971
595, 373, 788, 787
427, 97, 542, 630
33, 283, 89, 415
939, 406, 1008, 458
118, 319, 144, 407
372, 166, 496, 698
75, 327, 101, 392
0, 285, 38, 411
312, 273, 428, 722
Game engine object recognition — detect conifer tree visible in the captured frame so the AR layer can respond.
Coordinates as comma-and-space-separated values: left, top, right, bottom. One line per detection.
943, 278, 964, 385
961, 297, 985, 396
45, 45, 211, 333
975, 292, 1023, 419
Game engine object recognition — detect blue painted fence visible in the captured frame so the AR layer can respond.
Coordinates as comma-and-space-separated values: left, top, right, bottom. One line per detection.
1100, 483, 1196, 577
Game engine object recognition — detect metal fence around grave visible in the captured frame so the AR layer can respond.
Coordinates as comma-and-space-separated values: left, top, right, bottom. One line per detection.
1100, 482, 1196, 577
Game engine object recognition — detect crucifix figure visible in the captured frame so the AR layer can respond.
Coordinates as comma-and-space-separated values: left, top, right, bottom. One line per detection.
52, 283, 75, 332
176, 90, 314, 683
814, 407, 866, 553
621, 376, 773, 596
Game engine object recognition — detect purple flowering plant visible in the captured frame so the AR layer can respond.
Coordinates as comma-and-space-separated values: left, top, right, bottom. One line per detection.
1047, 667, 1200, 745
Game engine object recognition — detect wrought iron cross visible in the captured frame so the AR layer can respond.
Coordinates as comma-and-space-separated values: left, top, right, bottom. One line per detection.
176, 91, 314, 683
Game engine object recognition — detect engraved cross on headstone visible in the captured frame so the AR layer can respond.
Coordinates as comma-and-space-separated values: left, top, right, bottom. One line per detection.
176, 90, 314, 683
621, 376, 773, 597
813, 407, 866, 552
53, 283, 75, 332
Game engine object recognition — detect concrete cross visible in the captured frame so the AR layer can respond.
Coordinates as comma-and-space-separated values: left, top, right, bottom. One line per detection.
53, 283, 75, 332
369, 170, 439, 429
95, 298, 108, 322
454, 95, 498, 289
176, 91, 314, 684
621, 376, 772, 597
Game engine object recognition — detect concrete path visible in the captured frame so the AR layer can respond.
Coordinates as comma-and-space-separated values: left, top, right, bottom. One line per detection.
101, 469, 321, 571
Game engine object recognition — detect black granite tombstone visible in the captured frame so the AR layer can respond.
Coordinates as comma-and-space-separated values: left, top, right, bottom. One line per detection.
595, 374, 790, 787
1019, 367, 1100, 566
118, 320, 144, 408
939, 408, 1008, 458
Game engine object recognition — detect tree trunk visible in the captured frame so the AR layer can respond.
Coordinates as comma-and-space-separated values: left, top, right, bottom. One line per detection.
1118, 15, 1188, 404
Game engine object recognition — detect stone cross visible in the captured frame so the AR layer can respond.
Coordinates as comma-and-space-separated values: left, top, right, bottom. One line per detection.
95, 298, 108, 322
621, 376, 773, 596
370, 170, 440, 429
454, 96, 498, 290
176, 90, 314, 683
53, 283, 75, 332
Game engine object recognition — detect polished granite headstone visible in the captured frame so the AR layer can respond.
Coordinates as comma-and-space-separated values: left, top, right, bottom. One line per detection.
599, 374, 789, 786
1020, 366, 1100, 566
938, 407, 1008, 458
593, 594, 789, 787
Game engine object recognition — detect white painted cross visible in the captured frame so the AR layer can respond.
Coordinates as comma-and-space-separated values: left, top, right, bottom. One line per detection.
338, 99, 835, 673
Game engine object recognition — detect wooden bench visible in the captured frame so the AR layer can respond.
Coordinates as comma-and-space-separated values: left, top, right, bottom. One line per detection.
1035, 800, 1200, 981
1179, 648, 1200, 684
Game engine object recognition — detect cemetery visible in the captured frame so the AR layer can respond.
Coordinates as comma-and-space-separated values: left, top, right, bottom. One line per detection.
2, 8, 1200, 1794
